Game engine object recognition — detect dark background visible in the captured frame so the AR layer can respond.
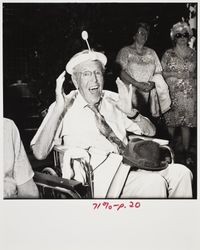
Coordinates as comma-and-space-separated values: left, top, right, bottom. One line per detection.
3, 3, 190, 100
2, 3, 195, 141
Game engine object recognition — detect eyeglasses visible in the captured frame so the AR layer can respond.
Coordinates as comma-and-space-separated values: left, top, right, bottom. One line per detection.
137, 30, 148, 36
80, 70, 103, 78
175, 32, 189, 39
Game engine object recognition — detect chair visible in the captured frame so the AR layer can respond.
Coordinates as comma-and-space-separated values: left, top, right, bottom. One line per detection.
33, 146, 93, 199
33, 136, 174, 199
34, 171, 88, 199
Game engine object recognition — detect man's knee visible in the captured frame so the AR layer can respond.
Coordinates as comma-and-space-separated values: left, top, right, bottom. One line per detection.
121, 171, 167, 198
147, 173, 167, 198
148, 173, 167, 186
147, 173, 168, 190
139, 173, 167, 198
163, 164, 193, 198
168, 164, 193, 180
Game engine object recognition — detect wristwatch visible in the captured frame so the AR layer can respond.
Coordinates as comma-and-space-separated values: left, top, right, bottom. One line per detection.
127, 110, 140, 120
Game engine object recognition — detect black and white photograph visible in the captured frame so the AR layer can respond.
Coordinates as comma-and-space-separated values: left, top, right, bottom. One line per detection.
1, 1, 199, 250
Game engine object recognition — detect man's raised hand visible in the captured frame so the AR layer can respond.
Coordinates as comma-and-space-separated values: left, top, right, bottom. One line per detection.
55, 71, 77, 113
106, 77, 134, 116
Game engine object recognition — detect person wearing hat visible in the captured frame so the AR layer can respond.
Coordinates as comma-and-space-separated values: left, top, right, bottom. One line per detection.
31, 48, 192, 198
161, 21, 196, 165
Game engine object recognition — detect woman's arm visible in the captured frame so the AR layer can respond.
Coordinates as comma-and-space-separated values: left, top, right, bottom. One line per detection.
120, 70, 155, 92
116, 47, 155, 92
162, 70, 192, 80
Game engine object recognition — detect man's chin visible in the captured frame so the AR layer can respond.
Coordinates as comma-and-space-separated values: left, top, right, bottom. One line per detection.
87, 95, 101, 105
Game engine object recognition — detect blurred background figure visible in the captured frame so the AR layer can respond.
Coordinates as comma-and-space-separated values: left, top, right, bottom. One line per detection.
3, 118, 39, 198
116, 22, 171, 126
161, 21, 197, 165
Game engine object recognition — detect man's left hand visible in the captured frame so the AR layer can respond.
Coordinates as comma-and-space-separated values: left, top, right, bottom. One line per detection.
107, 77, 134, 116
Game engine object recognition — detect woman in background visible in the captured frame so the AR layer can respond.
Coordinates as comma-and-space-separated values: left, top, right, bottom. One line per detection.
161, 22, 196, 165
116, 22, 171, 120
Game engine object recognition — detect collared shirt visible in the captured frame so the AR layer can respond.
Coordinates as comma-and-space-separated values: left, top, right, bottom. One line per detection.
61, 91, 142, 154
31, 90, 154, 153
4, 118, 34, 185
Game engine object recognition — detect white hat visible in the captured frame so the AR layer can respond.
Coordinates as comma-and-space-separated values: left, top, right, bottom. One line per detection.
66, 49, 107, 75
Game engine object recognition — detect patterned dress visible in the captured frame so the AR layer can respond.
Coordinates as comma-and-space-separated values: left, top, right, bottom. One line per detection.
161, 48, 197, 127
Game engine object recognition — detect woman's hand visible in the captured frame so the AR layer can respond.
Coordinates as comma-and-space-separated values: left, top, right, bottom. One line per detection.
120, 70, 151, 92
140, 81, 155, 92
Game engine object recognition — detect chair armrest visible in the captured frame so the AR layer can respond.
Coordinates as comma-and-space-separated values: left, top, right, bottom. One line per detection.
33, 171, 88, 198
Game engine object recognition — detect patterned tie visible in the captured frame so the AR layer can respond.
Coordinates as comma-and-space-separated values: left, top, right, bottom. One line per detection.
87, 104, 126, 154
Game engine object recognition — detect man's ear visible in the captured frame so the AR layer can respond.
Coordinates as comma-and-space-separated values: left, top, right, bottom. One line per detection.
71, 74, 79, 89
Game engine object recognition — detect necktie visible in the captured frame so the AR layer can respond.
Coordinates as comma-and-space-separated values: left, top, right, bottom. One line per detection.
87, 104, 126, 154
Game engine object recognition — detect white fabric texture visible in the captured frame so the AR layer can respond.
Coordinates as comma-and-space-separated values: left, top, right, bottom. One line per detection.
56, 146, 128, 198
151, 73, 171, 114
120, 164, 192, 198
4, 118, 34, 186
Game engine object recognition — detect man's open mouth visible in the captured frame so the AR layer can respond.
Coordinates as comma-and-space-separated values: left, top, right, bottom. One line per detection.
89, 86, 99, 93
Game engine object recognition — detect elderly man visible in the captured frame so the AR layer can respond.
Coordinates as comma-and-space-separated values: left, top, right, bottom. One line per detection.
31, 49, 192, 198
4, 118, 39, 198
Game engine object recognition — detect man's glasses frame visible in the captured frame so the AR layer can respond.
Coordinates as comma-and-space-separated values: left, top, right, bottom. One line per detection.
80, 70, 103, 79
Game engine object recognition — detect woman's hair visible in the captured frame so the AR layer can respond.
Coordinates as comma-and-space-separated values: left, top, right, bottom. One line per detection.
134, 22, 150, 36
170, 21, 192, 47
170, 21, 192, 40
